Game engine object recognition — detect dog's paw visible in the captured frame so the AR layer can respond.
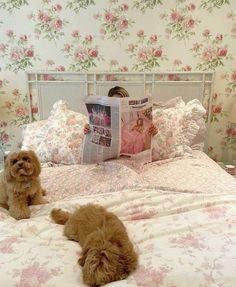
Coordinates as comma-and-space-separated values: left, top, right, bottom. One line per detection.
9, 207, 31, 220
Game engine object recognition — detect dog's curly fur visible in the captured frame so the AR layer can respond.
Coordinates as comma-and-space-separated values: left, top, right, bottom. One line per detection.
51, 204, 138, 287
0, 150, 47, 220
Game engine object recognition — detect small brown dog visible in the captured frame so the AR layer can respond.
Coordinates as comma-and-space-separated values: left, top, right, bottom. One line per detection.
51, 204, 138, 286
0, 150, 47, 220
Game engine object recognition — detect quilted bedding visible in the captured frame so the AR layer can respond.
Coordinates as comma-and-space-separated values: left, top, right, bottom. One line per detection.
0, 151, 236, 287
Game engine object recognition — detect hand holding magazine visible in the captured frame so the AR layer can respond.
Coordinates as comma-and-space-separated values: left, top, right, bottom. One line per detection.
81, 95, 153, 164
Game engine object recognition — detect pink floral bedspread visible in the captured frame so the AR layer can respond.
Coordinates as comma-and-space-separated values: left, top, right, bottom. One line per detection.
0, 151, 236, 287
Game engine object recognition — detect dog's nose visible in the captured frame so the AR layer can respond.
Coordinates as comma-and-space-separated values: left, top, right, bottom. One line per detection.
18, 162, 23, 168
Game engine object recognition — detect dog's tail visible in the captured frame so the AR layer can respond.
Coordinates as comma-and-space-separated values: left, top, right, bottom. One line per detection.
51, 208, 71, 225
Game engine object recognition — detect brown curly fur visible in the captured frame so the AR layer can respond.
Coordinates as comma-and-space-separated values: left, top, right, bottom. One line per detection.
0, 150, 47, 220
51, 204, 138, 286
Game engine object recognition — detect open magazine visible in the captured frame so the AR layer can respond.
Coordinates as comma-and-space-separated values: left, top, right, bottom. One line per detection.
81, 95, 153, 164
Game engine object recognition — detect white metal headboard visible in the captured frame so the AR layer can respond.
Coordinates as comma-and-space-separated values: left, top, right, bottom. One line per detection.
26, 71, 214, 152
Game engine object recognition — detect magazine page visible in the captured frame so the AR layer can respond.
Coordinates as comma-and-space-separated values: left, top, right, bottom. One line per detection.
81, 96, 121, 164
120, 97, 152, 163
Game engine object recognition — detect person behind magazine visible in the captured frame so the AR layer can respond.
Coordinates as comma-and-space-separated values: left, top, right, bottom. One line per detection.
83, 86, 157, 136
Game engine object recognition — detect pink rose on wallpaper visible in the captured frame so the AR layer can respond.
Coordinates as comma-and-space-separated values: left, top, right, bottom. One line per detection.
118, 19, 129, 30
0, 131, 9, 143
97, 3, 133, 41
231, 71, 236, 82
121, 4, 129, 11
183, 17, 195, 30
217, 47, 227, 57
127, 43, 135, 52
202, 47, 215, 61
0, 120, 7, 127
0, 43, 6, 52
31, 105, 38, 114
74, 48, 87, 61
38, 11, 50, 23
15, 105, 27, 117
183, 65, 192, 71
153, 48, 162, 58
63, 43, 71, 52
72, 30, 79, 37
212, 105, 222, 113
10, 48, 22, 61
138, 48, 149, 61
127, 31, 166, 71
202, 29, 210, 37
53, 4, 62, 12
188, 3, 196, 11
163, 2, 200, 41
31, 3, 68, 41
85, 35, 93, 42
56, 65, 65, 71
12, 89, 19, 96
89, 49, 98, 58
20, 34, 28, 42
137, 29, 144, 37
120, 65, 128, 72
170, 11, 183, 22
6, 29, 14, 37
216, 33, 223, 41
191, 31, 232, 70
0, 32, 39, 73
226, 127, 236, 137
150, 34, 157, 42
52, 19, 63, 30
63, 32, 103, 71
24, 48, 34, 57
104, 12, 116, 23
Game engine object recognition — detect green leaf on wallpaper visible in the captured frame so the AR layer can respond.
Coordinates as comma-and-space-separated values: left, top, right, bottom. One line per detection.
133, 0, 163, 13
200, 0, 230, 12
0, 0, 28, 13
66, 0, 95, 14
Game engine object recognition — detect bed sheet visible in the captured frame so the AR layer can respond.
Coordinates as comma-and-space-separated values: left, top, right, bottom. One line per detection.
0, 152, 236, 287
40, 151, 236, 202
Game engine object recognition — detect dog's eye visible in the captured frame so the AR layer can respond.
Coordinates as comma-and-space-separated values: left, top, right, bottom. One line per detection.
22, 157, 29, 161
12, 159, 18, 164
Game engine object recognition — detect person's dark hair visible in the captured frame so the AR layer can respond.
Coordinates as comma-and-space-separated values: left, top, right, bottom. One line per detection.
108, 86, 129, 98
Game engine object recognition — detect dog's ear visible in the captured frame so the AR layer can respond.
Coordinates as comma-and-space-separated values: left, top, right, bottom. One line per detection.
119, 243, 138, 275
78, 246, 90, 266
4, 153, 13, 181
28, 150, 41, 177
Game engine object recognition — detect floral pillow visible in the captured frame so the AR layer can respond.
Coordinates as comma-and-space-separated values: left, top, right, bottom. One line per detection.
152, 98, 206, 161
36, 101, 87, 164
21, 120, 48, 151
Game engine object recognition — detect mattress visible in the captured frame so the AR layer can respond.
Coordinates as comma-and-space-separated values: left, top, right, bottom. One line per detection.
0, 151, 236, 287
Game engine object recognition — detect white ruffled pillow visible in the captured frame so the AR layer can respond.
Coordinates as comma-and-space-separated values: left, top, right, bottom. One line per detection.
152, 97, 206, 161
21, 120, 48, 151
36, 100, 87, 164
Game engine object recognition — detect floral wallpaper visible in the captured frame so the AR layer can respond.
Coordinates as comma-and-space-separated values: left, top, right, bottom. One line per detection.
0, 0, 236, 162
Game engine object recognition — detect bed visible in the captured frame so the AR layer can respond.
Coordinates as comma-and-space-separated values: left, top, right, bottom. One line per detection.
0, 72, 236, 287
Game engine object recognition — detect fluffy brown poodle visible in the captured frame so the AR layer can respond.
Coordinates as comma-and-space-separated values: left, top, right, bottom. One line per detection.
51, 204, 138, 287
0, 150, 47, 219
